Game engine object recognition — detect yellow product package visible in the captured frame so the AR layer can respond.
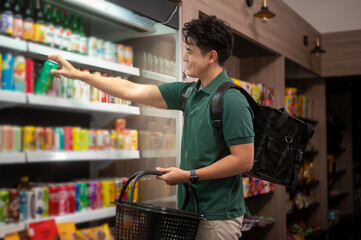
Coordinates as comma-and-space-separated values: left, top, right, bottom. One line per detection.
57, 222, 77, 240
76, 224, 112, 240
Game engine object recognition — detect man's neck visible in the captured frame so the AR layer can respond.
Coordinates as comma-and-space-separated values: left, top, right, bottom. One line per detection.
199, 65, 224, 88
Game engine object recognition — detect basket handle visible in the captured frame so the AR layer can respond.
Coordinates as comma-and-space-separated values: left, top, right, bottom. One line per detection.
117, 170, 200, 214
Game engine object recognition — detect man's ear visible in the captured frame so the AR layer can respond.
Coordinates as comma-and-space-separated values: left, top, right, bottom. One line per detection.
208, 50, 218, 64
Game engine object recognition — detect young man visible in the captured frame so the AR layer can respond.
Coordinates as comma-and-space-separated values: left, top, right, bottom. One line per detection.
49, 15, 254, 240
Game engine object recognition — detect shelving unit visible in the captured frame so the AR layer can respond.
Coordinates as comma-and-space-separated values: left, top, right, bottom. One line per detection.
0, 207, 115, 239
0, 152, 27, 164
141, 70, 176, 83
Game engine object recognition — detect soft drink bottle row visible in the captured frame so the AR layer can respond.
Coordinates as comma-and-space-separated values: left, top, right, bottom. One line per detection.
0, 53, 132, 105
0, 0, 134, 65
0, 176, 134, 225
0, 119, 138, 152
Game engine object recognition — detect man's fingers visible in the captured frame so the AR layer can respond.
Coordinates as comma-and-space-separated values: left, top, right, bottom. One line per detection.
156, 167, 169, 173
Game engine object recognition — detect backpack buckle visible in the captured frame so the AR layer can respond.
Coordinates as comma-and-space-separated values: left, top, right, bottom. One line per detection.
213, 119, 222, 128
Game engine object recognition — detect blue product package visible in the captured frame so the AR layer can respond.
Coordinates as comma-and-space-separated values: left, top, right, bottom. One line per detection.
2, 53, 14, 90
19, 191, 27, 221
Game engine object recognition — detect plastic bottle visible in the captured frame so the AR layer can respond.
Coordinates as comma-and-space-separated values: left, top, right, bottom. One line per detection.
61, 10, 71, 51
44, 4, 54, 47
0, 0, 14, 35
12, 0, 23, 38
34, 0, 45, 43
70, 14, 79, 53
53, 7, 62, 49
77, 17, 87, 55
23, 0, 34, 41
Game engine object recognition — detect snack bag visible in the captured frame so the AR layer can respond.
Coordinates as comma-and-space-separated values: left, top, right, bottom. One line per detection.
57, 222, 77, 240
76, 224, 112, 240
28, 219, 59, 240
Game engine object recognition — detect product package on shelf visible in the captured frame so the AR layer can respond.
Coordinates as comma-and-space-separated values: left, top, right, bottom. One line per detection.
242, 175, 274, 198
0, 118, 138, 153
285, 87, 315, 119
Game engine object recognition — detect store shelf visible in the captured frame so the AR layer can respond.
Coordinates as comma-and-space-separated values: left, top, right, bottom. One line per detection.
27, 94, 140, 115
0, 152, 26, 164
26, 150, 139, 163
142, 149, 176, 158
329, 192, 348, 206
0, 91, 27, 104
27, 42, 140, 76
0, 35, 27, 52
329, 169, 346, 186
140, 107, 178, 119
0, 207, 115, 239
141, 70, 176, 83
287, 202, 320, 222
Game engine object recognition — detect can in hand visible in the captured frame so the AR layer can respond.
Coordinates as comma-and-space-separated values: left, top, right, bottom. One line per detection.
35, 60, 59, 94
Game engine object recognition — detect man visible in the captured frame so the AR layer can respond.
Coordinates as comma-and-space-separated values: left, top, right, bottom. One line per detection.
50, 15, 254, 240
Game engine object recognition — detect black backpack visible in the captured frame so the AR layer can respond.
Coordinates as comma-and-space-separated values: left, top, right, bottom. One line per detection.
180, 81, 314, 187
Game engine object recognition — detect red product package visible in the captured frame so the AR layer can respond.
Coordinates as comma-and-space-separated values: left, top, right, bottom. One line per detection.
28, 219, 59, 240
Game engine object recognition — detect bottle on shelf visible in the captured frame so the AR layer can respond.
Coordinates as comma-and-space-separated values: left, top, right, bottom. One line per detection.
77, 17, 87, 55
44, 3, 54, 47
0, 0, 14, 36
33, 0, 45, 43
12, 0, 23, 38
23, 0, 34, 41
70, 14, 80, 53
18, 176, 31, 190
61, 10, 71, 51
53, 7, 62, 49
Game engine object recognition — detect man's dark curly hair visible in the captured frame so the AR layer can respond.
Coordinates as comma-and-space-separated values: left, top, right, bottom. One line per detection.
182, 15, 234, 67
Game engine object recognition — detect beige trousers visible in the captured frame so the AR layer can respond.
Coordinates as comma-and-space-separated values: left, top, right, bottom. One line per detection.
195, 216, 244, 240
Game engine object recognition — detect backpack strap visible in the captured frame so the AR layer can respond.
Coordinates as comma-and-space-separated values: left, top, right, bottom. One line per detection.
180, 82, 197, 112
210, 82, 260, 160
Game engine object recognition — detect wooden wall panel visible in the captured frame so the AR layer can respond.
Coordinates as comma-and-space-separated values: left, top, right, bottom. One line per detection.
182, 0, 321, 76
287, 78, 328, 230
322, 30, 361, 77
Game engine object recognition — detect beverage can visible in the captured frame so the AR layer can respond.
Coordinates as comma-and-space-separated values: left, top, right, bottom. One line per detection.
96, 130, 104, 150
102, 181, 110, 208
43, 186, 49, 218
1, 125, 13, 151
87, 182, 97, 210
115, 179, 124, 201
115, 118, 126, 132
121, 179, 128, 201
45, 127, 54, 151
33, 187, 44, 220
54, 127, 64, 151
117, 44, 125, 65
26, 190, 36, 220
88, 37, 98, 58
19, 191, 27, 222
103, 130, 110, 150
75, 182, 87, 212
124, 47, 133, 66
109, 180, 116, 206
23, 126, 36, 151
104, 41, 114, 62
23, 20, 34, 40
116, 133, 125, 150
49, 185, 59, 216
88, 129, 96, 150
66, 184, 76, 214
13, 56, 26, 92
34, 22, 46, 43
63, 127, 73, 150
131, 130, 138, 150
81, 129, 89, 150
90, 86, 100, 102
2, 53, 14, 90
66, 78, 73, 98
97, 39, 104, 59
25, 58, 34, 93
59, 76, 67, 98
72, 80, 81, 100
58, 185, 68, 215
12, 126, 21, 152
109, 130, 117, 150
101, 91, 108, 103
72, 127, 81, 151
0, 190, 10, 224
13, 15, 23, 38
0, 54, 2, 86
95, 181, 103, 209
9, 189, 20, 223
35, 127, 45, 150
35, 60, 59, 94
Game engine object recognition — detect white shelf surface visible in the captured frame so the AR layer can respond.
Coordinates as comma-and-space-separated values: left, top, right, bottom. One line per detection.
27, 94, 140, 115
0, 152, 26, 164
141, 70, 176, 83
0, 91, 27, 104
0, 207, 116, 238
27, 42, 140, 76
140, 107, 178, 119
142, 149, 176, 158
0, 35, 27, 52
26, 150, 140, 163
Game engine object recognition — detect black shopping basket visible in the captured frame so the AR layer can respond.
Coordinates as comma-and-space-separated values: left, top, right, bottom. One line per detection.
114, 170, 205, 240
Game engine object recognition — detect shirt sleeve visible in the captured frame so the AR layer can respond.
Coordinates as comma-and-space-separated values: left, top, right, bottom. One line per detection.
222, 88, 255, 146
158, 82, 192, 111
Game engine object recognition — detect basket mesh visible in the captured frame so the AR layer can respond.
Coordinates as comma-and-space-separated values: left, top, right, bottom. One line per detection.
115, 204, 200, 240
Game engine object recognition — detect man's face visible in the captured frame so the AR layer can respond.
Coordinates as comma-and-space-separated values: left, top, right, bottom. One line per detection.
183, 41, 210, 78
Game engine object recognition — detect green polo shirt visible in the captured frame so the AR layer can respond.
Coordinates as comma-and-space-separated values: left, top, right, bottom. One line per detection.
158, 70, 254, 220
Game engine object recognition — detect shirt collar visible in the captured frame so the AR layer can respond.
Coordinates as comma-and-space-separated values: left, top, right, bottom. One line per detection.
197, 70, 228, 95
